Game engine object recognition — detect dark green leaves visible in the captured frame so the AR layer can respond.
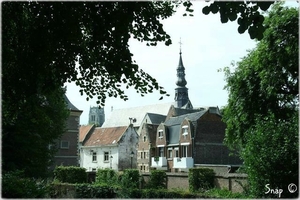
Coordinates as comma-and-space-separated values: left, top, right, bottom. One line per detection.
201, 2, 275, 40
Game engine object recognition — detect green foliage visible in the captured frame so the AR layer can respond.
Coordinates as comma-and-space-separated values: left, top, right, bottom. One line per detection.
75, 183, 116, 198
95, 168, 118, 185
242, 113, 298, 198
119, 188, 197, 198
202, 2, 274, 40
204, 188, 248, 199
146, 169, 167, 189
48, 182, 77, 198
223, 5, 298, 150
189, 168, 215, 192
120, 169, 140, 189
223, 5, 298, 198
53, 166, 87, 184
2, 170, 48, 198
3, 1, 177, 178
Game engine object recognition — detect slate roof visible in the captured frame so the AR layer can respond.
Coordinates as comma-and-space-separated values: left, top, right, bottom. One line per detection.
79, 124, 95, 142
84, 126, 128, 146
102, 102, 174, 128
168, 124, 181, 145
165, 110, 207, 126
64, 94, 81, 111
164, 110, 207, 145
146, 113, 166, 124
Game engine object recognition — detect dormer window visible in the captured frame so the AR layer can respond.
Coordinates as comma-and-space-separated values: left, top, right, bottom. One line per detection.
158, 130, 163, 138
182, 125, 188, 136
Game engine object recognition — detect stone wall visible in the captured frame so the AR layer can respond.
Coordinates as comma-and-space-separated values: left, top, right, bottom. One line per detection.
140, 172, 248, 193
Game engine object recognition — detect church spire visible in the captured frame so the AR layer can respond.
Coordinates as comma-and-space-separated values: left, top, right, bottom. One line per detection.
174, 39, 193, 109
176, 38, 187, 87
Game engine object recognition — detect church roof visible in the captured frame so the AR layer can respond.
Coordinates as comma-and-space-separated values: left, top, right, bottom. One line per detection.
102, 102, 174, 128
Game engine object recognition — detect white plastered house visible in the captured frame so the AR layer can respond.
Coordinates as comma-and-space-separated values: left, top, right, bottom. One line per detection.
79, 124, 138, 172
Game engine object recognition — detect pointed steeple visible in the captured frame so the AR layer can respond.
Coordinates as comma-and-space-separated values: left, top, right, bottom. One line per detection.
176, 51, 187, 87
174, 39, 193, 109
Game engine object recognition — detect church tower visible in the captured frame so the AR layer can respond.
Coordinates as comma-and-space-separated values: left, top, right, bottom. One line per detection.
174, 45, 193, 109
89, 106, 105, 126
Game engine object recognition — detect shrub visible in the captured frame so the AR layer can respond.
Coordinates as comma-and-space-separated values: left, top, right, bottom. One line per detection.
2, 170, 48, 198
120, 169, 140, 189
146, 169, 167, 189
95, 168, 118, 185
48, 182, 76, 198
189, 168, 215, 192
53, 166, 87, 183
75, 183, 116, 198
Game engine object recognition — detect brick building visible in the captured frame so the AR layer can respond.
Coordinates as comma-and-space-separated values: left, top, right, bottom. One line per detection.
51, 94, 82, 168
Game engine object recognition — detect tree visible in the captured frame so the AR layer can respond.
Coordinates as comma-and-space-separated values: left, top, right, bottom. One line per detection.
1, 1, 285, 178
202, 1, 274, 40
3, 2, 178, 178
222, 4, 298, 198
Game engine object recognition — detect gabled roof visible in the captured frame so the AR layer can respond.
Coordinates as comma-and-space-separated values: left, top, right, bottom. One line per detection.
165, 110, 207, 126
146, 113, 166, 125
79, 124, 95, 143
83, 126, 128, 146
102, 102, 174, 128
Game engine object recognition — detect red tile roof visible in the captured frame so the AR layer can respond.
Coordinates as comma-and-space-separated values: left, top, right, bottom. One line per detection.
84, 126, 128, 146
79, 124, 95, 142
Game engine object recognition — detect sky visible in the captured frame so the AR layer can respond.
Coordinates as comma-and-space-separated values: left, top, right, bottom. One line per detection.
64, 1, 296, 125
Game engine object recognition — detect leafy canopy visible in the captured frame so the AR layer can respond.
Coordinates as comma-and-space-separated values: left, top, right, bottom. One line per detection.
222, 4, 298, 198
223, 4, 298, 149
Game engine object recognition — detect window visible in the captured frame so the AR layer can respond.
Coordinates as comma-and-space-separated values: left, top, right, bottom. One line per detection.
60, 141, 69, 149
158, 130, 163, 138
174, 147, 179, 157
104, 152, 109, 162
182, 146, 188, 157
168, 148, 173, 158
140, 152, 143, 159
144, 152, 146, 159
159, 147, 164, 157
91, 115, 95, 121
92, 152, 97, 162
140, 166, 143, 171
143, 136, 146, 142
182, 125, 188, 136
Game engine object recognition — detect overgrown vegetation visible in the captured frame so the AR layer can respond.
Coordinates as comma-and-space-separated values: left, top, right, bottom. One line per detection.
2, 170, 49, 198
189, 168, 215, 192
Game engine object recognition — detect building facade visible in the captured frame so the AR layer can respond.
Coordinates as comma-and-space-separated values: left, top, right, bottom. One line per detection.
51, 94, 82, 168
79, 125, 139, 171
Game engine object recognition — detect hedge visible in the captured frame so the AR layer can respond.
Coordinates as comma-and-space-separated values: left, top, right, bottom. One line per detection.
189, 168, 215, 192
95, 168, 118, 185
146, 170, 167, 189
53, 166, 87, 183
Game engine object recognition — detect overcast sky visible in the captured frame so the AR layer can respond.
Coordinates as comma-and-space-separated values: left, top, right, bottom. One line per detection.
64, 1, 296, 125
